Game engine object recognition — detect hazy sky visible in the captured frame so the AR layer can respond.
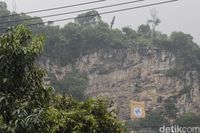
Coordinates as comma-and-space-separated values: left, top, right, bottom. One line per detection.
2, 0, 200, 44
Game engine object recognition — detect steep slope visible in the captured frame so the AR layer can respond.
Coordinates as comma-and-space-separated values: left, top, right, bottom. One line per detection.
41, 44, 200, 120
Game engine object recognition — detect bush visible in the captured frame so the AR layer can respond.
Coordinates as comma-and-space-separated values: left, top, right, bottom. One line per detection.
174, 112, 200, 126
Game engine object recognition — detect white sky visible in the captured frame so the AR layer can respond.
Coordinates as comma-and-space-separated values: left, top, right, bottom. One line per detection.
2, 0, 200, 44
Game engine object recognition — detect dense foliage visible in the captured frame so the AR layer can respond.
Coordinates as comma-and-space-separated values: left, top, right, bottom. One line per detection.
41, 16, 127, 66
46, 96, 124, 133
0, 1, 43, 35
1, 2, 199, 94
174, 112, 200, 126
0, 25, 50, 132
1, 1, 200, 75
52, 69, 88, 101
154, 32, 200, 76
0, 25, 124, 133
1, 2, 200, 132
126, 112, 200, 132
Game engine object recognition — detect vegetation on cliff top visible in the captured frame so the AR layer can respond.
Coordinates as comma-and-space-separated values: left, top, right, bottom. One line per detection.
1, 1, 200, 132
1, 2, 199, 75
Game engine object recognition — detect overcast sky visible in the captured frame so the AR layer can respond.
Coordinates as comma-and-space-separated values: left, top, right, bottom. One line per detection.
2, 0, 200, 44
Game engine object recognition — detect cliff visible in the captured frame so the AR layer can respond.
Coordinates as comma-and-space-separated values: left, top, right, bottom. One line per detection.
41, 44, 200, 120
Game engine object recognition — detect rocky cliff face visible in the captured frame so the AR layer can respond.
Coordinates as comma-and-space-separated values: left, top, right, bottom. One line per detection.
41, 45, 200, 120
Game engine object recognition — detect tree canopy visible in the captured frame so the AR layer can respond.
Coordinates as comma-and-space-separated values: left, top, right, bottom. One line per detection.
0, 24, 50, 132
0, 25, 124, 133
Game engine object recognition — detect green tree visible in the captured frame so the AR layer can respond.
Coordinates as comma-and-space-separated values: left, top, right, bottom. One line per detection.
0, 1, 7, 9
45, 96, 124, 133
163, 97, 178, 121
122, 26, 138, 39
169, 32, 194, 50
52, 69, 88, 101
137, 24, 151, 37
0, 1, 44, 35
0, 25, 124, 133
52, 13, 127, 66
174, 112, 200, 126
75, 10, 102, 27
0, 25, 51, 132
168, 32, 200, 72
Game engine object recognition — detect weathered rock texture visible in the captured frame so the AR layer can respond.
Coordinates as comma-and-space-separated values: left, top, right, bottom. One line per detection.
41, 45, 200, 120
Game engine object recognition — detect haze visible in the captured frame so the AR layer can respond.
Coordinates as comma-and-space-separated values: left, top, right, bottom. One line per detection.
2, 0, 200, 44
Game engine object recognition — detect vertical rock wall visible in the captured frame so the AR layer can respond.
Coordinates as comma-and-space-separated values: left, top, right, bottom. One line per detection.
42, 46, 200, 120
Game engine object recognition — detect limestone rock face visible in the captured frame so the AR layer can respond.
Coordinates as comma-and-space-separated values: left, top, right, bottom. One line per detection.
42, 45, 200, 120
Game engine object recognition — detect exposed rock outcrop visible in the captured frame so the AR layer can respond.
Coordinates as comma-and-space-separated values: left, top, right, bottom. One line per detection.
41, 45, 200, 120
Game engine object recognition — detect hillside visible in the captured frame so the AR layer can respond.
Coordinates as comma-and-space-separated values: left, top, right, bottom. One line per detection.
1, 2, 200, 130
38, 12, 200, 128
42, 41, 200, 119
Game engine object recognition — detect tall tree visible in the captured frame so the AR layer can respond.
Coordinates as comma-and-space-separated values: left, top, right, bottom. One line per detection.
0, 25, 51, 132
0, 1, 7, 9
137, 24, 151, 37
0, 25, 125, 133
75, 10, 102, 27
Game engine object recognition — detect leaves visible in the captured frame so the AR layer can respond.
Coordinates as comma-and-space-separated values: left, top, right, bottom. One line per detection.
0, 25, 124, 133
174, 112, 200, 126
45, 98, 124, 133
52, 69, 88, 101
0, 25, 50, 132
